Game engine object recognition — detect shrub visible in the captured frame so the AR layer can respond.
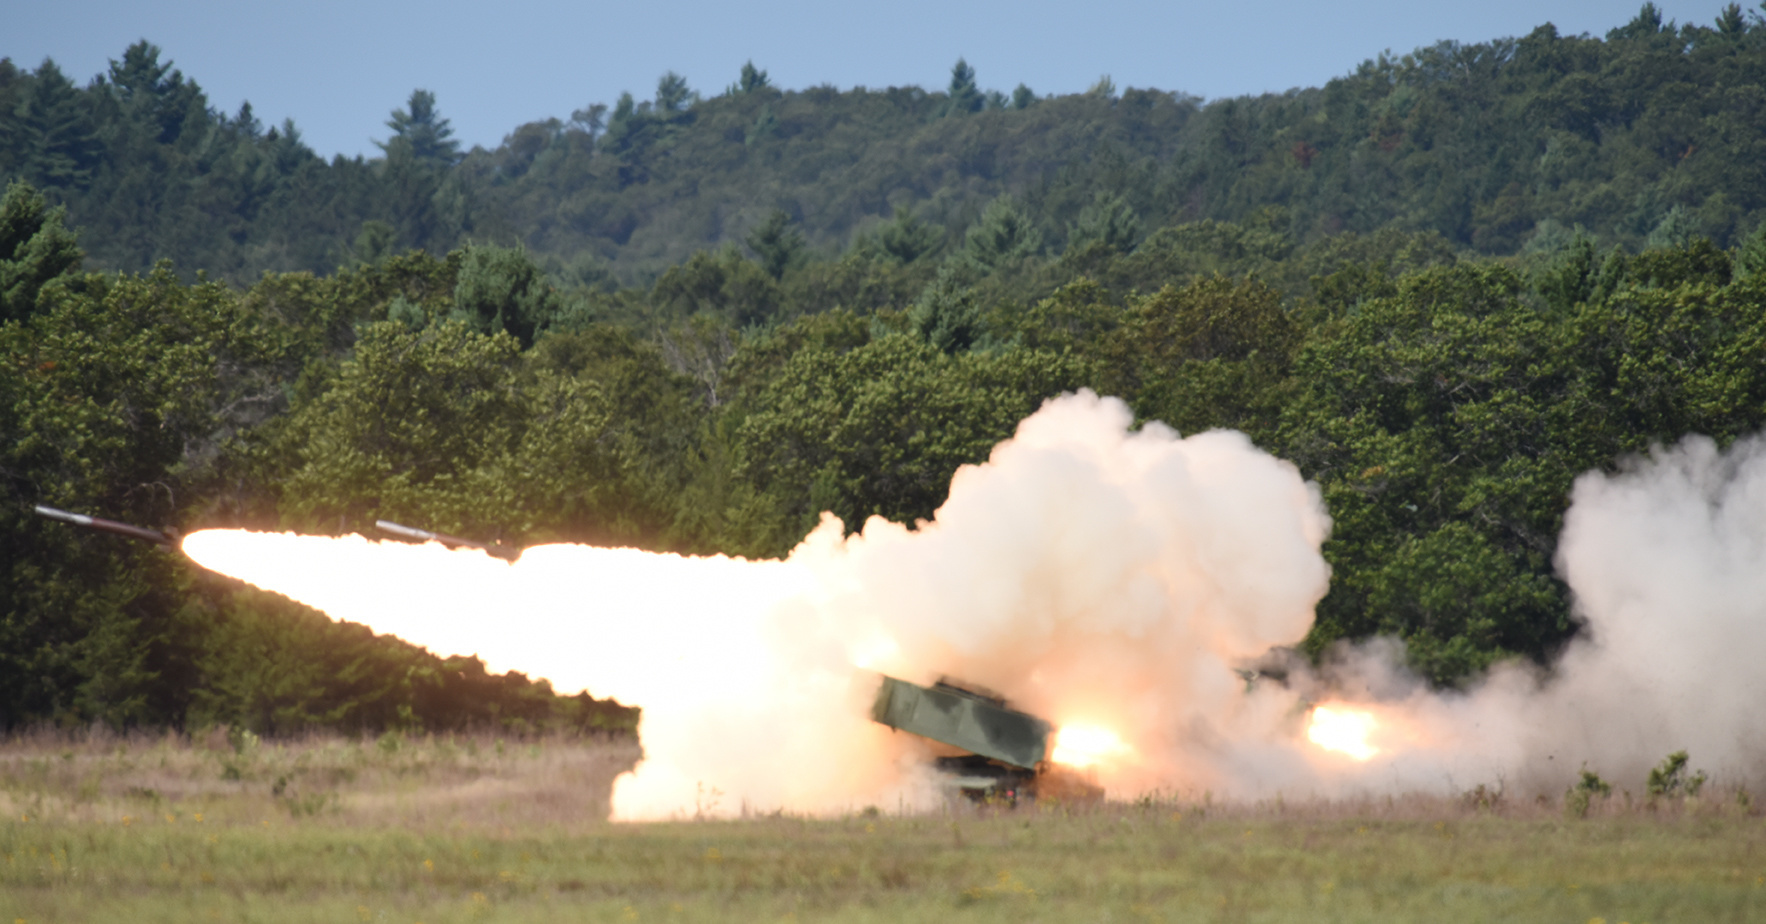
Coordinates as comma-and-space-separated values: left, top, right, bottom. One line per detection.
1566, 768, 1611, 819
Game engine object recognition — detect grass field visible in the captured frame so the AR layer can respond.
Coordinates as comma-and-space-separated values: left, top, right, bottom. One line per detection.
3, 730, 1763, 923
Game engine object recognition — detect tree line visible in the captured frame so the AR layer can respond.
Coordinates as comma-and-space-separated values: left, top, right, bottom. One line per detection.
3, 4, 1765, 288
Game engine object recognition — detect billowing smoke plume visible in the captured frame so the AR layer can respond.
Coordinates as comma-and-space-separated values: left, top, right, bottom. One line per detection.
1451, 434, 1766, 791
181, 392, 1766, 816
792, 391, 1334, 799
1239, 433, 1766, 799
185, 391, 1335, 817
1544, 434, 1766, 784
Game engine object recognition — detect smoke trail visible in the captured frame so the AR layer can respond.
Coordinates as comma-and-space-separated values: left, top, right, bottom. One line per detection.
184, 391, 1336, 817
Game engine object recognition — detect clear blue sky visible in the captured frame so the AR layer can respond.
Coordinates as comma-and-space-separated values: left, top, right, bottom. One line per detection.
6, 0, 1743, 161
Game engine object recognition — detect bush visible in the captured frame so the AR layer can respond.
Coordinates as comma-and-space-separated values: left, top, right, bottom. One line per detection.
1645, 750, 1707, 799
1566, 768, 1611, 819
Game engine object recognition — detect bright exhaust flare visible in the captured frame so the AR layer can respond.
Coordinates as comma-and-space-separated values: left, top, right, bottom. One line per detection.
1049, 725, 1133, 769
1306, 704, 1380, 761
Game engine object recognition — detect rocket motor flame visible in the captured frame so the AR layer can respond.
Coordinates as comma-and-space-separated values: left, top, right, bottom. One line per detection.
180, 391, 1341, 817
1049, 725, 1134, 769
1305, 705, 1380, 761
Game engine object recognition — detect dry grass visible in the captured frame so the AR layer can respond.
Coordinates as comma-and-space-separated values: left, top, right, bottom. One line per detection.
3, 729, 1764, 922
0, 726, 638, 832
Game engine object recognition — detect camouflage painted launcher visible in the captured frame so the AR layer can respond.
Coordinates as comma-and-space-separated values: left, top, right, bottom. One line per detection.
870, 675, 1050, 769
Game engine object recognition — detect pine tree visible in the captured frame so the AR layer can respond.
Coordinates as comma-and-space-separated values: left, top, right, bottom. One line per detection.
1735, 222, 1766, 280
1716, 3, 1746, 34
873, 207, 943, 263
378, 89, 461, 166
11, 60, 103, 189
943, 58, 983, 116
1067, 191, 1141, 254
451, 244, 560, 347
656, 72, 693, 113
962, 196, 1043, 270
0, 180, 83, 322
745, 209, 803, 280
105, 41, 203, 145
1610, 2, 1666, 40
738, 61, 770, 94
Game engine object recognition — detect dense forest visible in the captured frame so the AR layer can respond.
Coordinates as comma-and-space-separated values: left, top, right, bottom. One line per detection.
4, 3, 1766, 733
5, 3, 1766, 285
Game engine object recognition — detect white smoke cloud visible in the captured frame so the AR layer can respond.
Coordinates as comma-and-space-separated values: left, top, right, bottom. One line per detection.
788, 391, 1335, 799
182, 392, 1766, 816
185, 390, 1336, 816
1520, 434, 1766, 788
1259, 433, 1766, 800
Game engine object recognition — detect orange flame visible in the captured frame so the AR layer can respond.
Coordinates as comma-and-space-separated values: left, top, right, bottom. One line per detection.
1306, 704, 1380, 761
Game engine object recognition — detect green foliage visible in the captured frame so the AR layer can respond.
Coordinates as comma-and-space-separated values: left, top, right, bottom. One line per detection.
5, 58, 102, 190
1095, 275, 1297, 437
105, 41, 204, 148
0, 180, 82, 321
734, 333, 1090, 550
1565, 767, 1612, 818
450, 244, 560, 347
1282, 264, 1585, 679
1733, 221, 1766, 280
736, 61, 770, 94
910, 266, 983, 353
1645, 750, 1708, 798
748, 103, 777, 145
861, 207, 944, 264
0, 265, 284, 726
961, 196, 1043, 272
1534, 232, 1599, 311
12, 7, 1766, 730
744, 209, 805, 280
655, 72, 693, 113
8, 14, 1766, 285
12, 201, 1766, 733
942, 58, 983, 117
1095, 219, 1295, 295
650, 248, 781, 327
272, 319, 529, 536
377, 89, 461, 167
1067, 191, 1141, 256
183, 583, 636, 735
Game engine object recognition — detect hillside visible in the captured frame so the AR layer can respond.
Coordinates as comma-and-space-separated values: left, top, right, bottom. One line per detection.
3, 4, 1764, 284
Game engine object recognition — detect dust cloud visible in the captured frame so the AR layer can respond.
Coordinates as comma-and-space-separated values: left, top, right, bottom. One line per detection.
1229, 433, 1766, 800
1454, 434, 1766, 792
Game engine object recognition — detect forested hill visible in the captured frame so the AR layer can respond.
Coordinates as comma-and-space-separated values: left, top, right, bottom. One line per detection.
4, 4, 1766, 284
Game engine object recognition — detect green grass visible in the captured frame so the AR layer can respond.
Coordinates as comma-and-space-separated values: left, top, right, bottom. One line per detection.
3, 731, 1763, 923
